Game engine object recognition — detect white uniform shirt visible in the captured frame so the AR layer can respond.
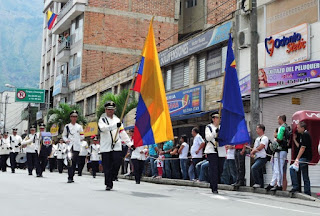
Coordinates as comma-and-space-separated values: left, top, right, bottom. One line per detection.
21, 133, 40, 153
131, 146, 148, 160
48, 144, 56, 158
98, 113, 132, 152
89, 144, 100, 161
191, 134, 204, 158
79, 141, 89, 156
254, 135, 268, 159
55, 143, 67, 159
0, 137, 11, 155
204, 123, 226, 157
62, 123, 84, 152
179, 142, 189, 159
9, 135, 22, 153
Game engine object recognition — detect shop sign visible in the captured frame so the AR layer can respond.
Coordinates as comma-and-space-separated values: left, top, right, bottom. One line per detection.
265, 23, 310, 67
84, 122, 98, 137
166, 86, 205, 117
159, 21, 232, 66
240, 60, 320, 95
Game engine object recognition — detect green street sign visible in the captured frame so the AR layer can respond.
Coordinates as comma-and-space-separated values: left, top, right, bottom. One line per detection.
15, 88, 45, 103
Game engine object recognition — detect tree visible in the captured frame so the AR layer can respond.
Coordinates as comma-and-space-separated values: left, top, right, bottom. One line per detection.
97, 89, 138, 119
47, 103, 87, 133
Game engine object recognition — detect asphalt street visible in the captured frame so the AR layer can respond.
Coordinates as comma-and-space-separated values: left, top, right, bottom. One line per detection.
0, 170, 319, 216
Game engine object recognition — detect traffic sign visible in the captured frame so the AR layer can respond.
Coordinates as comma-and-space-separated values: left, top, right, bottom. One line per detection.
15, 88, 45, 103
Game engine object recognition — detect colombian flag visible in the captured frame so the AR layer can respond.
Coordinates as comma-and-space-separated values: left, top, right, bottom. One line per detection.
132, 19, 174, 147
47, 10, 58, 30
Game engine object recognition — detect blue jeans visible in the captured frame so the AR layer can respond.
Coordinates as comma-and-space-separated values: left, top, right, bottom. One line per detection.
170, 159, 181, 179
188, 163, 195, 180
199, 160, 210, 182
180, 159, 188, 180
149, 156, 158, 176
251, 157, 267, 187
221, 159, 237, 185
164, 159, 172, 178
192, 158, 203, 179
290, 158, 311, 195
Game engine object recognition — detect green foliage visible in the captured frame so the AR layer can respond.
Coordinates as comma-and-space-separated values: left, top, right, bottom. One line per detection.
97, 89, 138, 119
47, 103, 87, 133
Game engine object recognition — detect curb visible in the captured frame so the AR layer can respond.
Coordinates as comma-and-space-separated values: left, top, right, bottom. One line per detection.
83, 171, 319, 202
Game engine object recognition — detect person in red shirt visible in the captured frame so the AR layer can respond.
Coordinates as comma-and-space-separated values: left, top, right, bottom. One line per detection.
233, 142, 247, 187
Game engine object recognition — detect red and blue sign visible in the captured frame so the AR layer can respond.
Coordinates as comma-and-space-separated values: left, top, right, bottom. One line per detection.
265, 32, 306, 57
166, 86, 204, 117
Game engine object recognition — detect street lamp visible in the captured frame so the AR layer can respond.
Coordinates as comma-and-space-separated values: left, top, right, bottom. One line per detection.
2, 84, 13, 133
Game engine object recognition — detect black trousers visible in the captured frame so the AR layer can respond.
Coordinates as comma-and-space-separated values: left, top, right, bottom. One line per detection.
207, 154, 225, 192
57, 159, 64, 173
91, 161, 99, 177
235, 149, 246, 185
49, 158, 56, 172
68, 151, 79, 181
0, 155, 9, 172
132, 159, 145, 183
10, 152, 18, 172
78, 156, 86, 175
39, 155, 49, 175
101, 151, 122, 188
26, 152, 40, 175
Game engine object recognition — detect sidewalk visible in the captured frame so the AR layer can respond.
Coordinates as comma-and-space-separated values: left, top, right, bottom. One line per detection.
83, 171, 320, 202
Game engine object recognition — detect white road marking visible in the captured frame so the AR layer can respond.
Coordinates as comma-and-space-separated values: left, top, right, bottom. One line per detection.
236, 199, 320, 215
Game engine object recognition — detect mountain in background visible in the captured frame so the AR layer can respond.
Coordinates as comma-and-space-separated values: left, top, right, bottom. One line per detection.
0, 0, 43, 92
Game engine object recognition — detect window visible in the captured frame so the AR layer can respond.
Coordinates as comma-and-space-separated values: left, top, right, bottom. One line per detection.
46, 62, 50, 80
86, 95, 96, 115
77, 100, 84, 114
165, 60, 189, 91
75, 15, 80, 29
113, 86, 118, 94
186, 0, 197, 8
121, 81, 131, 91
100, 88, 112, 97
197, 48, 224, 82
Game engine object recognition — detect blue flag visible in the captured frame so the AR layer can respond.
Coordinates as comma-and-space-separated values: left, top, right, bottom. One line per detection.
218, 34, 250, 146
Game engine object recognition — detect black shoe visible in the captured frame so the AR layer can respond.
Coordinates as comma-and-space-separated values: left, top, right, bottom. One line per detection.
265, 184, 274, 191
212, 190, 218, 194
106, 186, 112, 191
12, 170, 15, 173
289, 188, 298, 193
93, 176, 96, 178
136, 181, 140, 184
67, 180, 73, 183
270, 186, 282, 191
78, 173, 82, 176
28, 173, 32, 176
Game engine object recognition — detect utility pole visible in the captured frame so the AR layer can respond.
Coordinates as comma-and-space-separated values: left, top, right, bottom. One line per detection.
250, 0, 260, 141
3, 94, 9, 133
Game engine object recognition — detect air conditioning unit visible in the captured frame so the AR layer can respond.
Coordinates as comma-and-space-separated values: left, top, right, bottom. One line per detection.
238, 28, 251, 49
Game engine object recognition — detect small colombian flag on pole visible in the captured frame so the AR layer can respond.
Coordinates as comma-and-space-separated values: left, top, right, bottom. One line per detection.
132, 18, 174, 147
47, 10, 58, 30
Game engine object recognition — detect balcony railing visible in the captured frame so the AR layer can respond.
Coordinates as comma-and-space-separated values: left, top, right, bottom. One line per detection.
57, 0, 74, 23
58, 37, 70, 53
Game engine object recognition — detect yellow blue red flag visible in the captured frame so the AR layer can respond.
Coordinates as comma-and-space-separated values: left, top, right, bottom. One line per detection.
47, 10, 57, 30
132, 19, 174, 146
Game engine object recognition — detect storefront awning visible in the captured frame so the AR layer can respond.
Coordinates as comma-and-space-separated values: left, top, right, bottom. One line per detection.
242, 78, 320, 100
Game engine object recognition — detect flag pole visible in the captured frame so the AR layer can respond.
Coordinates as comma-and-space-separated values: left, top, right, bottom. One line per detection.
113, 16, 155, 146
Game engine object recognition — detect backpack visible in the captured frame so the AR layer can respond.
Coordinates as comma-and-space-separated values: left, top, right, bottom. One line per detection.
259, 136, 273, 162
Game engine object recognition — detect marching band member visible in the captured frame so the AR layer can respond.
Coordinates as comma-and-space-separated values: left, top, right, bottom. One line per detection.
21, 125, 41, 176
0, 132, 11, 172
9, 128, 22, 173
131, 142, 148, 184
62, 110, 84, 183
38, 123, 52, 176
89, 136, 100, 178
48, 141, 56, 172
98, 101, 134, 190
56, 138, 66, 174
78, 138, 89, 176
